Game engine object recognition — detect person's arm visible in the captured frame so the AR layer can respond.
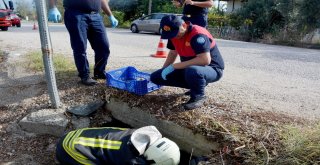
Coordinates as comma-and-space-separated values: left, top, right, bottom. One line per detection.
173, 34, 212, 69
101, 0, 112, 16
161, 51, 210, 80
184, 0, 214, 8
101, 0, 118, 27
162, 50, 178, 68
173, 52, 211, 69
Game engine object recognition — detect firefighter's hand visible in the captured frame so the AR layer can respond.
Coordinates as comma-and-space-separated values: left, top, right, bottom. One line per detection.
109, 15, 118, 28
161, 64, 175, 80
48, 7, 61, 23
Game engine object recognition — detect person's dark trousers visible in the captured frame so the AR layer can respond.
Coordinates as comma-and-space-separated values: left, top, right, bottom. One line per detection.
64, 8, 110, 80
150, 65, 221, 99
182, 14, 208, 28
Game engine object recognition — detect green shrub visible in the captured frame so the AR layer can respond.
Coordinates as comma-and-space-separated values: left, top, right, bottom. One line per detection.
121, 20, 131, 29
102, 10, 126, 27
233, 0, 285, 39
296, 0, 320, 33
208, 13, 230, 28
228, 13, 243, 30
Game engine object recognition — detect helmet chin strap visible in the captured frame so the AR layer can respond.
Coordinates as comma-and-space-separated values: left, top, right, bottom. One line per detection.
130, 156, 155, 165
146, 159, 156, 164
144, 141, 151, 152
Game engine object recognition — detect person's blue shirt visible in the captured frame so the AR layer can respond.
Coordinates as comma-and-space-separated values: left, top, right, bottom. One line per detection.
63, 0, 101, 12
183, 0, 208, 15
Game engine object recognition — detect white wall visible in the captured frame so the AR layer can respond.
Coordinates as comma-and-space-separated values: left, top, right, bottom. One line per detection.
226, 0, 243, 13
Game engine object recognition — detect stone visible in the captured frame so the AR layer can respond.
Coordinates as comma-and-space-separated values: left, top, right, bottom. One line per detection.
67, 101, 105, 116
19, 108, 68, 137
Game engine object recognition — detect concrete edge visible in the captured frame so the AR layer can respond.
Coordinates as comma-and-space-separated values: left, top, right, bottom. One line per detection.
105, 97, 220, 156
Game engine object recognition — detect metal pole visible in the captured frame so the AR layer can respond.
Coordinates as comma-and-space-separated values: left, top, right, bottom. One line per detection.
148, 0, 152, 15
35, 0, 61, 108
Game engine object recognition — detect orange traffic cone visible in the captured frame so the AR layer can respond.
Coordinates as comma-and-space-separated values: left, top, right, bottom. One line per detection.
32, 22, 37, 30
151, 38, 167, 58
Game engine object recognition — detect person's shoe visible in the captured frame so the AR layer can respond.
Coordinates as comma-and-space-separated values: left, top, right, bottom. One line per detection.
184, 90, 191, 95
93, 73, 106, 80
81, 77, 97, 86
183, 95, 206, 110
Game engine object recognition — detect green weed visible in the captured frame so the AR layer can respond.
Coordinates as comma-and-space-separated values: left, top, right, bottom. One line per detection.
25, 51, 76, 72
274, 124, 320, 165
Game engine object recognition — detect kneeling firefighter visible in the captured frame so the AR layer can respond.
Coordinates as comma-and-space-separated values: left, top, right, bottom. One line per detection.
56, 125, 180, 165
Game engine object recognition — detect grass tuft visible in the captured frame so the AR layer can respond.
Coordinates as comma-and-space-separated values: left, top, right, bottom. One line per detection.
274, 123, 320, 165
21, 51, 80, 79
0, 50, 5, 63
25, 51, 76, 72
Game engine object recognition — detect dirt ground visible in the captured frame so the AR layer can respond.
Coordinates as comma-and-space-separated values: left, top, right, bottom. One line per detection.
1, 25, 319, 164
0, 51, 311, 164
0, 51, 108, 164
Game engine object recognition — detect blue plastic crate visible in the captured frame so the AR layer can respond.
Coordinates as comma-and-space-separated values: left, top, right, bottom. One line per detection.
105, 66, 161, 95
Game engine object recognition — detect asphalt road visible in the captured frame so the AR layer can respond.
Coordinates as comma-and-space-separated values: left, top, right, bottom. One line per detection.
1, 22, 320, 119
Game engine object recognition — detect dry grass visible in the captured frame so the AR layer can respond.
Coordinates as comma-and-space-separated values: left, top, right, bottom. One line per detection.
104, 88, 320, 164
15, 51, 320, 164
24, 51, 76, 72
273, 123, 320, 165
22, 51, 84, 80
0, 50, 5, 63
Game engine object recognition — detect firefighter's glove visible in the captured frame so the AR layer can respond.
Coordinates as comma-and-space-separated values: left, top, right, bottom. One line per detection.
161, 64, 175, 80
48, 7, 61, 23
109, 15, 118, 28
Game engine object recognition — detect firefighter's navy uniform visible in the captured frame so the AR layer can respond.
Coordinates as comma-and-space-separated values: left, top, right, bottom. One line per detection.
63, 0, 110, 81
182, 0, 210, 27
151, 23, 224, 102
56, 127, 149, 165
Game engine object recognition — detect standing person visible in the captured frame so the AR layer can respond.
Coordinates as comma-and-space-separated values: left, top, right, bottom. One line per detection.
48, 0, 118, 86
172, 0, 213, 28
150, 15, 224, 110
55, 125, 180, 165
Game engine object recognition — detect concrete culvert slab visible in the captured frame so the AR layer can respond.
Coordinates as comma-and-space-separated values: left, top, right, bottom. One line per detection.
105, 97, 221, 156
19, 108, 68, 137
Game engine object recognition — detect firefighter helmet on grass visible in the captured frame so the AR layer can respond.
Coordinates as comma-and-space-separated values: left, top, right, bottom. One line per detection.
143, 137, 180, 165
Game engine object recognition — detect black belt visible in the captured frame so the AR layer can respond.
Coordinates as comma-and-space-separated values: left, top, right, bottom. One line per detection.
86, 11, 98, 14
65, 8, 98, 14
183, 14, 206, 18
78, 10, 98, 14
